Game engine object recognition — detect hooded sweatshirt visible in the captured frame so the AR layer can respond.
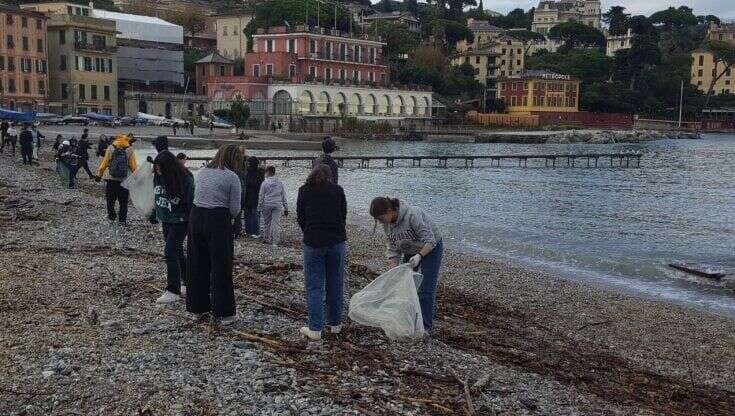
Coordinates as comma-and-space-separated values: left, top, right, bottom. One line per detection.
153, 136, 169, 153
152, 173, 195, 223
96, 135, 138, 181
244, 157, 264, 209
382, 202, 442, 262
258, 176, 287, 211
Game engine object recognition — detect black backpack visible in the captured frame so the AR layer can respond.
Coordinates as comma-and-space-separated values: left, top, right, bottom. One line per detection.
109, 147, 129, 179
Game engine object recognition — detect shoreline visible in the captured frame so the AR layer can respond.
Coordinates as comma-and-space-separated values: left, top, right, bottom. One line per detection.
1, 151, 734, 415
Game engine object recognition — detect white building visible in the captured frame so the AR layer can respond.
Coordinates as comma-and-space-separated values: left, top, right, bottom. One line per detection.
606, 28, 634, 57
361, 11, 420, 33
531, 0, 601, 35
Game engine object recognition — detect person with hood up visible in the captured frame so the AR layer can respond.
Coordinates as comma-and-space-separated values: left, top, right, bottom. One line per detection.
56, 140, 80, 188
313, 137, 339, 184
369, 197, 443, 334
96, 135, 138, 225
258, 166, 288, 246
149, 151, 195, 304
243, 156, 265, 237
75, 133, 94, 179
19, 124, 34, 165
153, 136, 169, 153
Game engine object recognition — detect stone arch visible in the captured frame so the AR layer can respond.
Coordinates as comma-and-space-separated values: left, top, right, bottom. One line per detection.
299, 90, 315, 114
318, 91, 332, 114
394, 95, 405, 115
336, 92, 347, 116
381, 94, 391, 115
138, 100, 148, 114
366, 94, 377, 115
273, 90, 293, 115
350, 92, 363, 115
410, 96, 418, 116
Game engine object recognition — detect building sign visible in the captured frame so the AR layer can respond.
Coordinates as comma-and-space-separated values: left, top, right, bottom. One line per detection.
541, 73, 571, 80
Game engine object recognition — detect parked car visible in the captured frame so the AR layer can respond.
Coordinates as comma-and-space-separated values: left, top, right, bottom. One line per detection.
62, 115, 89, 126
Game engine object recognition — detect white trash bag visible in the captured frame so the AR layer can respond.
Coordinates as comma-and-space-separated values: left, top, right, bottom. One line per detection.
348, 264, 425, 340
121, 158, 155, 216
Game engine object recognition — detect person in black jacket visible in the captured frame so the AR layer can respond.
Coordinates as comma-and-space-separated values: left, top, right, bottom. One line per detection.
96, 134, 109, 158
313, 137, 339, 184
296, 164, 347, 341
19, 124, 34, 165
243, 156, 264, 237
76, 134, 95, 179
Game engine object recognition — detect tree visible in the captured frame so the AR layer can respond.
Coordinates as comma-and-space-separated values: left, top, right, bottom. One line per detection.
649, 6, 698, 30
447, 0, 476, 21
602, 6, 629, 36
548, 22, 605, 50
701, 40, 735, 111
369, 21, 420, 61
432, 19, 474, 50
229, 96, 251, 132
405, 0, 419, 15
487, 8, 533, 29
526, 49, 612, 84
163, 5, 207, 36
506, 29, 546, 58
376, 0, 394, 13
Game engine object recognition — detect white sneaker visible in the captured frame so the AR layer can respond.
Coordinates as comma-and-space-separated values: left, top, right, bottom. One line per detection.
180, 285, 187, 297
326, 325, 342, 334
156, 291, 180, 304
250, 234, 260, 239
220, 315, 238, 326
299, 326, 322, 341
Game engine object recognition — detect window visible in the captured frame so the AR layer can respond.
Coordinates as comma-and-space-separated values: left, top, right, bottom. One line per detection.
38, 80, 45, 95
287, 38, 296, 53
340, 69, 345, 80
325, 42, 332, 59
5, 14, 12, 25
289, 64, 296, 78
7, 35, 14, 49
476, 56, 480, 64
84, 57, 92, 71
516, 60, 521, 66
266, 64, 273, 76
698, 69, 703, 77
104, 85, 110, 101
511, 96, 517, 106
36, 19, 42, 30
380, 73, 386, 84
266, 39, 274, 52
8, 57, 14, 71
309, 66, 316, 77
253, 64, 260, 77
61, 84, 69, 99
309, 39, 317, 54
37, 39, 43, 53
354, 45, 360, 63
91, 85, 97, 100
59, 30, 66, 45
79, 84, 85, 100
75, 56, 80, 70
523, 96, 527, 106
67, 5, 73, 14
369, 48, 376, 64
223, 26, 228, 36
325, 68, 332, 80
339, 43, 346, 61
22, 37, 29, 51
369, 71, 374, 82
21, 17, 27, 28
353, 70, 360, 82
107, 59, 113, 73
219, 65, 225, 76
0, 57, 4, 70
8, 79, 15, 93
23, 79, 30, 94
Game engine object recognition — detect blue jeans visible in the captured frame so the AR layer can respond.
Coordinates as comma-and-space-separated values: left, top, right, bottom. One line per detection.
303, 242, 346, 332
409, 240, 443, 332
244, 207, 260, 236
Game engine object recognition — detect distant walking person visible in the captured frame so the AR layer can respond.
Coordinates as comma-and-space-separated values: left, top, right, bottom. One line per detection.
369, 197, 443, 334
0, 120, 8, 147
0, 124, 17, 155
313, 137, 339, 184
150, 151, 195, 304
172, 123, 177, 136
19, 124, 34, 165
189, 121, 194, 135
258, 166, 288, 246
243, 156, 264, 237
96, 134, 109, 158
76, 133, 94, 179
56, 140, 80, 188
187, 144, 243, 325
31, 126, 44, 164
209, 121, 214, 133
96, 135, 138, 225
296, 165, 347, 341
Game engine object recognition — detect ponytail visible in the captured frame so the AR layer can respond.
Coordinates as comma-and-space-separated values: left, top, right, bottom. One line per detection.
369, 197, 400, 232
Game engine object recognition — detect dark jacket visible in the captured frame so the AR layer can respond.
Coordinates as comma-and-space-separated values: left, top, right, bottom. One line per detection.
96, 138, 107, 157
153, 136, 169, 153
152, 172, 194, 223
56, 144, 79, 165
314, 153, 339, 184
297, 182, 347, 248
19, 129, 33, 147
244, 158, 264, 209
75, 138, 91, 160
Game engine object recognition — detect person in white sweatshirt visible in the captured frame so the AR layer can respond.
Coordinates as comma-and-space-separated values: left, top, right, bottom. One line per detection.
258, 165, 288, 246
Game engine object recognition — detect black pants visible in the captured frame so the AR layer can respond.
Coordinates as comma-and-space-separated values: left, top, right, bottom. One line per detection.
20, 143, 33, 164
0, 137, 15, 154
186, 206, 235, 318
105, 180, 129, 223
79, 159, 94, 178
163, 222, 187, 294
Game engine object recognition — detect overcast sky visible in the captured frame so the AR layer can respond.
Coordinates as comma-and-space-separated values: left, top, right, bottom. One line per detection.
388, 1, 735, 20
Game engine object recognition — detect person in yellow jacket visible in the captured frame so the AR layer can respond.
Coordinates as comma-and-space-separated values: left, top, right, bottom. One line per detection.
96, 135, 138, 225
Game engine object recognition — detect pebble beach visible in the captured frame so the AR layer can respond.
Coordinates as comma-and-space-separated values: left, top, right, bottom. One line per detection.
1, 149, 734, 416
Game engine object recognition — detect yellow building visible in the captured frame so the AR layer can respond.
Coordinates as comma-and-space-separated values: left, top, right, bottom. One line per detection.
450, 37, 525, 95
214, 11, 254, 59
497, 70, 580, 114
22, 2, 118, 115
691, 23, 735, 95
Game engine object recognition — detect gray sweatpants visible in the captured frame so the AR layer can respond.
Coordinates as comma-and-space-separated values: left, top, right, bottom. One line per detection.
261, 206, 283, 245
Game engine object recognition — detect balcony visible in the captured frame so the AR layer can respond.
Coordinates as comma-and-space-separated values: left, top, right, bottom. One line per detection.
304, 51, 385, 66
255, 24, 384, 43
74, 41, 117, 54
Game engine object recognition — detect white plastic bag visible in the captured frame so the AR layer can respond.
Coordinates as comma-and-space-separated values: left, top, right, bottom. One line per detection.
121, 157, 154, 216
348, 264, 425, 340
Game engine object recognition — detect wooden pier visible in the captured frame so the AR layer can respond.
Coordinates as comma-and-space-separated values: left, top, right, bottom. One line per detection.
189, 153, 642, 169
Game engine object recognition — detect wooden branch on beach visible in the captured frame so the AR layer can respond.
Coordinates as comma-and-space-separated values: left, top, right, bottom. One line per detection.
398, 395, 455, 413
576, 320, 612, 332
450, 367, 475, 416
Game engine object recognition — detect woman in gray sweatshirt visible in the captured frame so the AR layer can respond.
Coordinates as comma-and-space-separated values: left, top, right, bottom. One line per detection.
370, 197, 443, 333
186, 144, 243, 326
258, 165, 288, 246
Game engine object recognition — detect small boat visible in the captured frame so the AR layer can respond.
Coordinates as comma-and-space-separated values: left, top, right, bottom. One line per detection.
668, 262, 726, 280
